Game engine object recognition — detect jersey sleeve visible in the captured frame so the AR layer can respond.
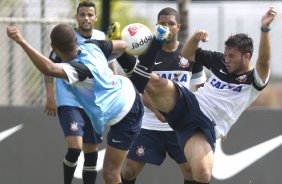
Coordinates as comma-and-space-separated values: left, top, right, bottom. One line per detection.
84, 39, 113, 59
195, 48, 224, 70
58, 62, 93, 84
190, 64, 206, 86
49, 50, 62, 63
252, 68, 269, 91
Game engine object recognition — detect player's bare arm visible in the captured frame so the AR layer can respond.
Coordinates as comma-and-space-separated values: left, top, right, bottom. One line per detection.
108, 40, 128, 61
6, 26, 68, 80
44, 75, 57, 116
181, 29, 209, 62
256, 7, 277, 82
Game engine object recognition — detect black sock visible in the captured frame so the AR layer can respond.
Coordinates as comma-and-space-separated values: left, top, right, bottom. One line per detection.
131, 38, 163, 93
83, 151, 98, 184
121, 174, 136, 184
63, 148, 81, 184
117, 38, 163, 93
184, 180, 209, 184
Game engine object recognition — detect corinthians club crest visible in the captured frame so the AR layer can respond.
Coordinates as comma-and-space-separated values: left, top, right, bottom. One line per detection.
179, 56, 189, 68
136, 145, 145, 156
236, 74, 247, 83
70, 121, 79, 132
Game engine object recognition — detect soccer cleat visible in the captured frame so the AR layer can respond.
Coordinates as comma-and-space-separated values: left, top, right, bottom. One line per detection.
154, 24, 169, 42
106, 22, 121, 40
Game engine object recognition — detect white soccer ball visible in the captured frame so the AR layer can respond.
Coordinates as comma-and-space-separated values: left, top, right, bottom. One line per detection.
121, 23, 153, 56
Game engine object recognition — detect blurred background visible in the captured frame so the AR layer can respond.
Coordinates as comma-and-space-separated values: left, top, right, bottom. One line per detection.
1, 0, 282, 107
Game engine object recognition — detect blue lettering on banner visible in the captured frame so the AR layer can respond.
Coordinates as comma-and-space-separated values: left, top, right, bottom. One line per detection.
210, 78, 242, 92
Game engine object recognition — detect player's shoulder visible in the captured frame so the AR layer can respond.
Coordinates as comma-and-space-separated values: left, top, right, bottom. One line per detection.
91, 29, 106, 40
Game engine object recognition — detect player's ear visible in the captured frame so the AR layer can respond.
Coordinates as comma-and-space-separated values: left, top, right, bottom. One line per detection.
244, 52, 251, 61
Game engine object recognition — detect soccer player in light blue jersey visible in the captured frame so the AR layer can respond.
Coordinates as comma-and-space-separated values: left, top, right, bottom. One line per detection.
43, 1, 117, 184
7, 22, 168, 184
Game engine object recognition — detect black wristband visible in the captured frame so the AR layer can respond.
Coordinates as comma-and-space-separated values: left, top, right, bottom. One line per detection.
261, 26, 271, 32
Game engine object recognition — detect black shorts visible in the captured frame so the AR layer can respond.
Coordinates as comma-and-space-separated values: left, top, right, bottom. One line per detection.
107, 89, 144, 150
127, 129, 186, 165
162, 81, 216, 151
57, 106, 102, 144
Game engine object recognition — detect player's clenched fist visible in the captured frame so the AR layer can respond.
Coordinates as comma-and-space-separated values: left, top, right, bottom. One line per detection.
193, 29, 209, 42
261, 7, 277, 28
7, 26, 25, 44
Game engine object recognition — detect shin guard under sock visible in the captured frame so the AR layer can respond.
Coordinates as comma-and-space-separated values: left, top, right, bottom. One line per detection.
83, 151, 98, 184
121, 174, 136, 184
63, 148, 81, 184
130, 39, 163, 93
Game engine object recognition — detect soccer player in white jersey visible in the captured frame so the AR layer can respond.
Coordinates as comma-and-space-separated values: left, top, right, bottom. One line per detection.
115, 7, 277, 184
120, 8, 206, 184
43, 1, 116, 183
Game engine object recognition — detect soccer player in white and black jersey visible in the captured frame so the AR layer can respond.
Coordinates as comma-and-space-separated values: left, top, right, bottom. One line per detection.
116, 7, 277, 184
121, 8, 206, 184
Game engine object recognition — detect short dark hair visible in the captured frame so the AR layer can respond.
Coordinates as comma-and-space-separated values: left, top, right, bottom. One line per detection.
50, 24, 77, 52
157, 7, 180, 23
76, 0, 96, 14
225, 33, 254, 58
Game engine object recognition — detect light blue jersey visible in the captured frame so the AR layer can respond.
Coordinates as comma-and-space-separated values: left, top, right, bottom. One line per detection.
55, 29, 105, 107
59, 43, 136, 135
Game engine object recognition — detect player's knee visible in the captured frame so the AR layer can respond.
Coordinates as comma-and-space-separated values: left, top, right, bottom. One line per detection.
65, 148, 81, 163
102, 169, 112, 182
122, 166, 138, 180
192, 167, 212, 183
103, 168, 120, 183
181, 164, 193, 181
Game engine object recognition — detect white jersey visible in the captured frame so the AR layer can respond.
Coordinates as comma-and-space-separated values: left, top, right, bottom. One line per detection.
194, 48, 269, 138
141, 43, 206, 131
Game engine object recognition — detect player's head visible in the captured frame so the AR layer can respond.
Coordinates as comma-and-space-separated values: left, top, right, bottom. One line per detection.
50, 24, 77, 55
224, 33, 254, 74
157, 7, 181, 43
76, 0, 98, 33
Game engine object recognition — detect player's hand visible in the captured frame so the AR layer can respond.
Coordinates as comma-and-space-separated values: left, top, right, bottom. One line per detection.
155, 24, 169, 42
7, 26, 25, 44
106, 22, 121, 40
193, 29, 209, 42
261, 7, 277, 28
44, 98, 57, 117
